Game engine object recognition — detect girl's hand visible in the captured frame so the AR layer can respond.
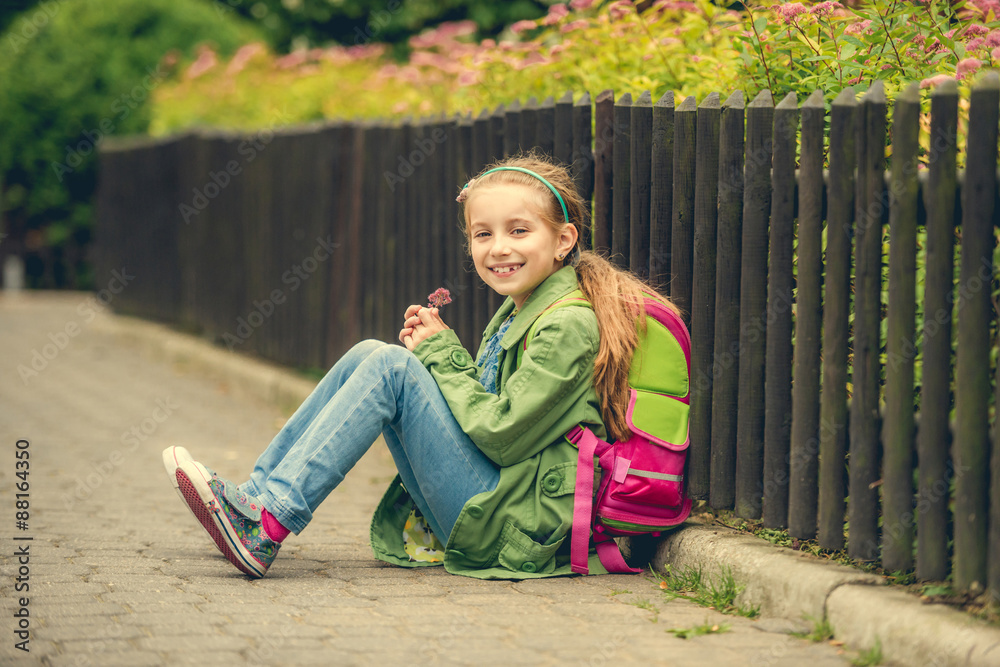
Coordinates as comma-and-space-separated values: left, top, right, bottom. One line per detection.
399, 305, 450, 351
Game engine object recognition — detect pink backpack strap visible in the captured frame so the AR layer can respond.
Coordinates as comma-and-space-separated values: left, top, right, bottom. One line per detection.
569, 426, 598, 574
568, 426, 642, 575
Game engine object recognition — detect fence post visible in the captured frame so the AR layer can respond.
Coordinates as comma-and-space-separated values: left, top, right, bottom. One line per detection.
593, 90, 614, 256
763, 92, 798, 529
735, 90, 773, 520
649, 92, 674, 292
572, 92, 594, 239
630, 91, 653, 279
709, 90, 744, 510
883, 83, 920, 573
850, 81, 887, 562
818, 88, 856, 551
788, 90, 825, 539
612, 93, 632, 269
954, 72, 999, 592
688, 92, 721, 502
917, 79, 958, 581
671, 95, 697, 325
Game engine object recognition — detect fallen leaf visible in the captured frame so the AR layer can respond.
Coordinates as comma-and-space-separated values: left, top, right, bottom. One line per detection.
829, 639, 844, 646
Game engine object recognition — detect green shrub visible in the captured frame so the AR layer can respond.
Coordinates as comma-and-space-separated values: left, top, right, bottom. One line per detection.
0, 0, 258, 288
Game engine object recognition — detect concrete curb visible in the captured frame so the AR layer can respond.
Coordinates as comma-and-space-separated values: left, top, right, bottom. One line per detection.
96, 309, 1000, 666
648, 524, 1000, 666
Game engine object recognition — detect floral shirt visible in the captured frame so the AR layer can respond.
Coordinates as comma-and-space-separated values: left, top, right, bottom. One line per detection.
476, 313, 515, 394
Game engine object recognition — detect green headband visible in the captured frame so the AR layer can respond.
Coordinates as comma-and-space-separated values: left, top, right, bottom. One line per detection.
461, 167, 570, 226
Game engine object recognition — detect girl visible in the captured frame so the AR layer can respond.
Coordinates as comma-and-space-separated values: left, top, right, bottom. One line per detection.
162, 151, 675, 579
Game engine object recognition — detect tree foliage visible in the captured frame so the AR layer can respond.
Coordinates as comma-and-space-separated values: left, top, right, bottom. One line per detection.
0, 0, 257, 287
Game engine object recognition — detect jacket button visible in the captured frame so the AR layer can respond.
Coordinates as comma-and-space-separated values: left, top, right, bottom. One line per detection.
450, 350, 469, 367
521, 561, 537, 573
543, 472, 561, 493
466, 505, 484, 519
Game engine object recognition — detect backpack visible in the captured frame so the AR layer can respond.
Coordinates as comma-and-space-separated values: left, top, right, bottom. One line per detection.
518, 288, 692, 575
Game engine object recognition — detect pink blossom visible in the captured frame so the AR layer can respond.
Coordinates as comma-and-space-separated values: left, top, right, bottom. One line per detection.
542, 4, 570, 26
570, 0, 595, 9
427, 288, 453, 308
963, 24, 990, 37
561, 19, 589, 33
550, 43, 569, 55
515, 51, 551, 69
185, 45, 218, 80
844, 20, 872, 36
510, 20, 538, 35
993, 46, 1000, 59
457, 70, 480, 86
964, 0, 1000, 19
810, 1, 844, 17
776, 2, 808, 24
608, 0, 634, 21
919, 73, 954, 89
986, 30, 1000, 47
957, 57, 983, 79
966, 37, 986, 51
225, 42, 266, 76
275, 50, 308, 70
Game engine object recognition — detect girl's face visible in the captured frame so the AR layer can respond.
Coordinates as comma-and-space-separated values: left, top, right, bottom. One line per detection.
467, 184, 578, 310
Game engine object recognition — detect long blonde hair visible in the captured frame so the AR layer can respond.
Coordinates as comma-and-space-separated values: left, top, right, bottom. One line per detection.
458, 150, 678, 443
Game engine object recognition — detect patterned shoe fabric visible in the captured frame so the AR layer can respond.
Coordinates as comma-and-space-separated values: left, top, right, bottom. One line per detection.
174, 459, 280, 578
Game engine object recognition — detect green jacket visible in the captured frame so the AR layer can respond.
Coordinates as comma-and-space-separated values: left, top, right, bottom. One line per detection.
369, 266, 609, 578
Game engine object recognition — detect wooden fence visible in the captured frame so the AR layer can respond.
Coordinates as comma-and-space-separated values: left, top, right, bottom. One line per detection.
96, 76, 1000, 597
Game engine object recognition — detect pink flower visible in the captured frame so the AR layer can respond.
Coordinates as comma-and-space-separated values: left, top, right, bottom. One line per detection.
185, 45, 218, 80
427, 288, 452, 308
776, 2, 808, 24
561, 19, 589, 33
225, 42, 266, 76
993, 46, 1000, 59
510, 20, 538, 35
966, 37, 986, 51
608, 0, 634, 21
542, 4, 570, 26
457, 70, 480, 86
810, 1, 844, 17
570, 0, 595, 9
844, 20, 872, 36
957, 57, 983, 79
986, 30, 1000, 47
963, 24, 990, 37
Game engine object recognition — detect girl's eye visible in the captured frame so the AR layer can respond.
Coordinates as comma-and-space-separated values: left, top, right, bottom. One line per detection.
511, 228, 528, 235
473, 231, 490, 239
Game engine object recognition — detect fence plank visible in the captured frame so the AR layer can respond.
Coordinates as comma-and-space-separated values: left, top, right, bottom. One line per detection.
918, 80, 958, 581
504, 99, 521, 157
710, 90, 744, 510
954, 72, 999, 591
763, 92, 798, 529
735, 90, 773, 520
593, 90, 614, 255
538, 96, 555, 156
612, 93, 632, 268
689, 92, 721, 501
650, 92, 675, 291
521, 96, 538, 153
788, 90, 825, 538
671, 95, 698, 324
630, 91, 653, 279
555, 91, 574, 167
573, 92, 594, 246
850, 81, 887, 562
883, 83, 920, 572
818, 89, 856, 550
488, 104, 505, 318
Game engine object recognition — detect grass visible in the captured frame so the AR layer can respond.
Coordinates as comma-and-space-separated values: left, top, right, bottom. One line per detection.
851, 639, 883, 666
793, 615, 836, 643
629, 598, 659, 622
666, 620, 731, 639
652, 564, 760, 619
609, 588, 631, 596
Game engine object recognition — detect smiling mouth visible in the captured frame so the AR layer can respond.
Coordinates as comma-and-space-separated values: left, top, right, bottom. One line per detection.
490, 264, 522, 275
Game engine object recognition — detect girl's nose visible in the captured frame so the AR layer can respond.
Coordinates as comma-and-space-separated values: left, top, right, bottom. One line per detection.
490, 239, 511, 256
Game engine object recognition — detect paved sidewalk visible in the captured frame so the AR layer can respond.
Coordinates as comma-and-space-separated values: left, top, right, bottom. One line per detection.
0, 293, 859, 666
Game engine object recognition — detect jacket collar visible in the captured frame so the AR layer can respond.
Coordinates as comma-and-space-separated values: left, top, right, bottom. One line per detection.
490, 266, 581, 351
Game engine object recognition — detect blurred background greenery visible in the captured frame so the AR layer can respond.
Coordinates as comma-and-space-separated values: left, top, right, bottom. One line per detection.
0, 0, 559, 290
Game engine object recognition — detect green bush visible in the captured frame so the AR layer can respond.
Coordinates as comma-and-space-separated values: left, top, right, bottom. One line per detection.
0, 0, 258, 288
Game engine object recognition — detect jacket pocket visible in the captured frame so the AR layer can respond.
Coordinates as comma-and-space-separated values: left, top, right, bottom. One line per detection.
497, 521, 567, 575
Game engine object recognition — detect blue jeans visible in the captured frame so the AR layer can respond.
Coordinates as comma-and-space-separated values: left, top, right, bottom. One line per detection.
240, 340, 500, 541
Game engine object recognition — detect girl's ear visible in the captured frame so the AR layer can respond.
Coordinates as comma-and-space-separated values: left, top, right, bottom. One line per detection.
557, 223, 578, 257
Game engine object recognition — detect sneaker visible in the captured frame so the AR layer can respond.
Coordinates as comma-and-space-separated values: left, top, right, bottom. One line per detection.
168, 451, 280, 578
